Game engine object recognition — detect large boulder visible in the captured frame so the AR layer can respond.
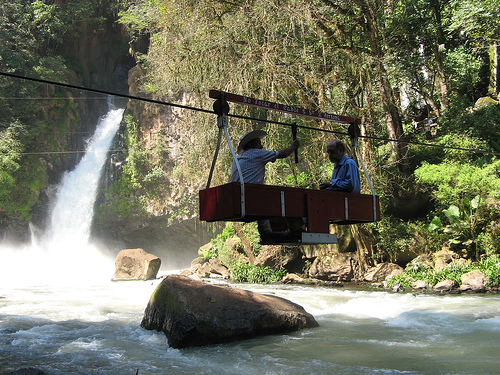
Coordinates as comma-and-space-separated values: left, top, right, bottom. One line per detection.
461, 269, 487, 292
254, 245, 300, 269
364, 263, 403, 282
141, 275, 318, 348
112, 248, 161, 281
434, 279, 455, 293
309, 253, 354, 281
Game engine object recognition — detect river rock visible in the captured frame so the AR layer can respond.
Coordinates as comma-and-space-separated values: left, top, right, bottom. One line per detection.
461, 269, 487, 292
434, 279, 455, 292
254, 245, 300, 269
434, 249, 457, 269
309, 253, 354, 281
411, 280, 428, 290
112, 248, 161, 281
363, 263, 403, 282
196, 259, 230, 279
282, 273, 306, 284
141, 275, 319, 348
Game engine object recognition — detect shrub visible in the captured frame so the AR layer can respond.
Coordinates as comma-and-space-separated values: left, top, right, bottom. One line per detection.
199, 246, 218, 263
386, 273, 413, 288
372, 216, 414, 263
408, 220, 448, 254
478, 255, 500, 287
423, 263, 474, 286
209, 222, 236, 259
388, 256, 500, 289
231, 263, 286, 284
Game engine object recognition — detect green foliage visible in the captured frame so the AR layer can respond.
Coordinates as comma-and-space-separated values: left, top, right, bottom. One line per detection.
209, 222, 236, 260
387, 262, 474, 288
199, 246, 218, 263
0, 121, 25, 190
415, 161, 500, 208
372, 216, 417, 262
478, 255, 500, 287
372, 217, 449, 263
119, 114, 171, 202
0, 120, 49, 223
444, 45, 484, 101
231, 263, 286, 284
94, 174, 147, 226
386, 273, 414, 288
408, 220, 448, 254
424, 195, 500, 258
476, 222, 500, 256
449, 0, 500, 45
427, 198, 477, 243
424, 263, 475, 286
388, 254, 500, 289
404, 263, 433, 280
238, 222, 263, 254
0, 0, 120, 226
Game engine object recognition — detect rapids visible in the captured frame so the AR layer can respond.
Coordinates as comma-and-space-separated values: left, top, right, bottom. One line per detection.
1, 279, 500, 374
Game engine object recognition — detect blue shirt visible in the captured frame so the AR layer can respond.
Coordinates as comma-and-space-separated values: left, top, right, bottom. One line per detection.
326, 155, 361, 193
230, 148, 279, 184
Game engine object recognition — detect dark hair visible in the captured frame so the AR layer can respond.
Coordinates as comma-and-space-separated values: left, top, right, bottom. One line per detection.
336, 140, 345, 153
244, 138, 262, 151
328, 140, 345, 153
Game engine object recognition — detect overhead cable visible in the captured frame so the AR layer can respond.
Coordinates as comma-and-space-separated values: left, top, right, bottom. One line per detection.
0, 71, 213, 115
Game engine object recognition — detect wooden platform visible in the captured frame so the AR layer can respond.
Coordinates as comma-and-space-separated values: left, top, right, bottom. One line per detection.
199, 182, 380, 239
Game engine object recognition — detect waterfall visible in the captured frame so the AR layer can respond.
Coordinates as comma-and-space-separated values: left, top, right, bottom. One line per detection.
44, 107, 124, 248
1, 105, 125, 285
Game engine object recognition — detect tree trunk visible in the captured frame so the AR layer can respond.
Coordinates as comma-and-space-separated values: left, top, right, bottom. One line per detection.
433, 43, 449, 110
350, 225, 375, 280
430, 0, 449, 110
489, 41, 499, 97
233, 223, 256, 264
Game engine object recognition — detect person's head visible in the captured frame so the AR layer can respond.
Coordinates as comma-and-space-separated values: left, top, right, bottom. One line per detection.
244, 137, 263, 150
237, 130, 267, 153
326, 140, 345, 163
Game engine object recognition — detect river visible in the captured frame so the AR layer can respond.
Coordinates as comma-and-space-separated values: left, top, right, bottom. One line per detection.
1, 107, 500, 374
1, 273, 500, 374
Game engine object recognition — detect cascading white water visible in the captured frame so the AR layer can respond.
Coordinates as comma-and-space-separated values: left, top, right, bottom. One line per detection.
44, 107, 124, 248
0, 105, 124, 285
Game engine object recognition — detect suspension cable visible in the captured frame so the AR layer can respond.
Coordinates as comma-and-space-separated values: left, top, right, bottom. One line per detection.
0, 71, 213, 115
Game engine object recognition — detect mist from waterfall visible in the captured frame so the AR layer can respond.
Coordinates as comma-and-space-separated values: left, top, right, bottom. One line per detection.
1, 105, 124, 285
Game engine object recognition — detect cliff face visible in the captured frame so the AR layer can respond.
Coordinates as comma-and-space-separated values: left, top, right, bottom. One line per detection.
56, 18, 135, 177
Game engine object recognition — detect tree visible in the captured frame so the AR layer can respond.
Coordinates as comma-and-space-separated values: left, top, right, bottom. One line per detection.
449, 0, 500, 97
309, 0, 408, 168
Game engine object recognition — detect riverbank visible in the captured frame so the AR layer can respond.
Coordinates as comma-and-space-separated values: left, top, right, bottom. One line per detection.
180, 243, 500, 297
